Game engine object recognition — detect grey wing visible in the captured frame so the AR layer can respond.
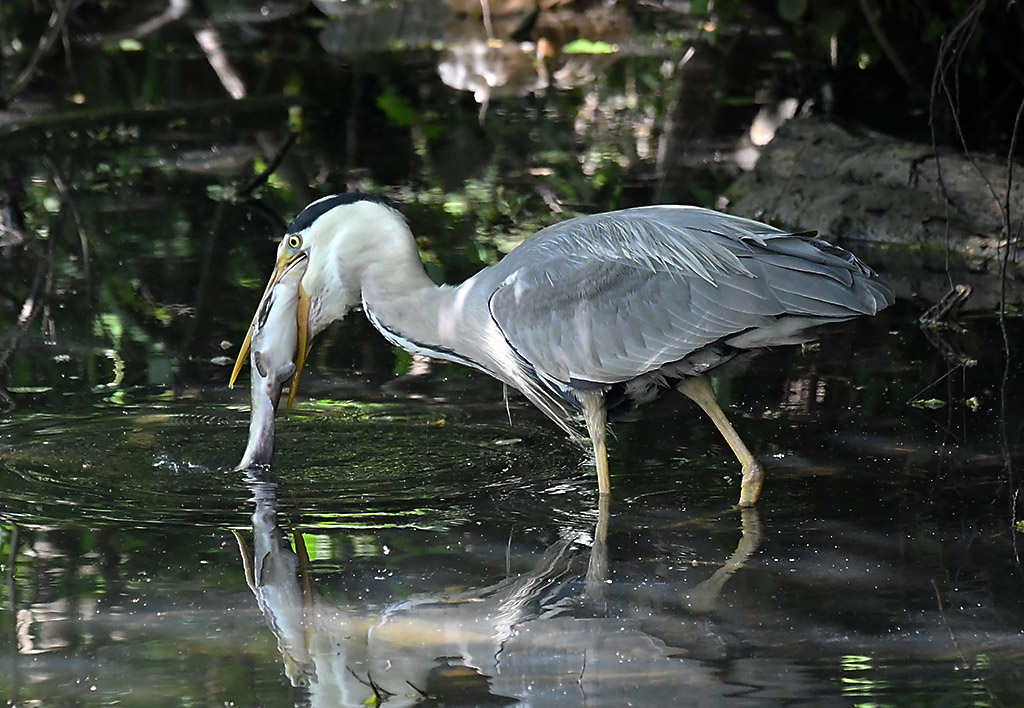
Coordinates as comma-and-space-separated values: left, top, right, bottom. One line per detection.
487, 206, 893, 386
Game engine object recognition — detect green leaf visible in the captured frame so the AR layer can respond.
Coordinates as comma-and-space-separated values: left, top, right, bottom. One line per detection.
562, 39, 616, 55
376, 91, 418, 128
393, 348, 413, 376
443, 197, 469, 216
153, 307, 173, 326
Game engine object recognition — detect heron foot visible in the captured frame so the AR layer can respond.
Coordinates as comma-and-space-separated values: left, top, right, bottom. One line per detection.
738, 460, 765, 508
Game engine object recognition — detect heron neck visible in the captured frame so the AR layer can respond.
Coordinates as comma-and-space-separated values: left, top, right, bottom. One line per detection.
360, 260, 488, 370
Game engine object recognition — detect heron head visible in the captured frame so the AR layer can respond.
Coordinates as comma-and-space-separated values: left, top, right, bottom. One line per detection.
229, 193, 406, 412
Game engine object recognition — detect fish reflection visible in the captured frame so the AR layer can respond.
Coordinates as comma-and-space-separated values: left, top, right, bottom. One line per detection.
234, 473, 763, 707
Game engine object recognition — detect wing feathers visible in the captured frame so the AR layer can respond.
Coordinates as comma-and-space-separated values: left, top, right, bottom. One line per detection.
486, 206, 893, 386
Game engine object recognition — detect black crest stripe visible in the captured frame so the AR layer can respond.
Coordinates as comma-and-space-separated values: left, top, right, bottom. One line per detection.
286, 192, 389, 234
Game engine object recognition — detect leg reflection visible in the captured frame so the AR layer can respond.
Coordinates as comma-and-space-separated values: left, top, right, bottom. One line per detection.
685, 507, 763, 613
233, 471, 766, 707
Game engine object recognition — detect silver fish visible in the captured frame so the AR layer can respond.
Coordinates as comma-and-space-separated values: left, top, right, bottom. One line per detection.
231, 251, 310, 468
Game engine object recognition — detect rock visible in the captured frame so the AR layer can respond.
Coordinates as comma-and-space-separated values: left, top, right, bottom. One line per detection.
730, 117, 1023, 308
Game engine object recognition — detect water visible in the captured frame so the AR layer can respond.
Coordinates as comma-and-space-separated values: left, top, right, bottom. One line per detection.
2, 310, 1023, 707
2, 2, 1023, 706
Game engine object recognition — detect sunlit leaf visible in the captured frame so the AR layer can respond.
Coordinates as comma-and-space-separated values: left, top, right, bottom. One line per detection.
393, 348, 413, 376
443, 198, 469, 216
377, 91, 418, 128
562, 39, 616, 55
153, 307, 173, 326
206, 184, 232, 201
288, 105, 303, 133
99, 312, 124, 347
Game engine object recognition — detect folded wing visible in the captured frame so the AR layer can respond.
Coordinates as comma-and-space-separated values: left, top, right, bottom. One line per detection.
487, 206, 893, 386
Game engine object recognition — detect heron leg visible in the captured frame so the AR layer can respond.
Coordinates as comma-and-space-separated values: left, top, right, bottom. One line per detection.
579, 392, 611, 495
677, 375, 764, 507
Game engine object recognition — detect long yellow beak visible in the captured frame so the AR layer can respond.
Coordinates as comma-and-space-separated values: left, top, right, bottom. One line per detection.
229, 252, 313, 415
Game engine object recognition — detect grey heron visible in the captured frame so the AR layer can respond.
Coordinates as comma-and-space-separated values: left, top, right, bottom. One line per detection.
231, 193, 893, 506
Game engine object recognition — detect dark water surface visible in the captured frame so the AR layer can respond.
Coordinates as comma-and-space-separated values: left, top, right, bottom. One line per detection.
3, 309, 1023, 707
2, 2, 1023, 706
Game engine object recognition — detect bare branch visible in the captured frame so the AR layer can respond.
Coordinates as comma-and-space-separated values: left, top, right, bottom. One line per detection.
857, 0, 927, 98
1, 0, 75, 104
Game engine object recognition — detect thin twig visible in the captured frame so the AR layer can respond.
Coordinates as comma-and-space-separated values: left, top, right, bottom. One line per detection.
405, 680, 430, 700
1, 0, 76, 104
999, 95, 1024, 332
928, 1, 987, 290
903, 359, 972, 406
194, 24, 246, 100
3, 523, 18, 654
1013, 487, 1023, 580
0, 205, 59, 415
999, 95, 1023, 581
0, 208, 59, 373
42, 157, 92, 304
346, 667, 396, 702
857, 0, 926, 98
931, 578, 1008, 707
932, 5, 1001, 211
234, 132, 298, 201
480, 0, 494, 40
74, 0, 189, 47
931, 578, 968, 669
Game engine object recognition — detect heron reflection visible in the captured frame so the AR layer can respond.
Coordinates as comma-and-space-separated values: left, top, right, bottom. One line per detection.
234, 469, 763, 706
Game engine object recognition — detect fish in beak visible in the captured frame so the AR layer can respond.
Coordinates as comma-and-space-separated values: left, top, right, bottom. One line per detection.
231, 251, 311, 468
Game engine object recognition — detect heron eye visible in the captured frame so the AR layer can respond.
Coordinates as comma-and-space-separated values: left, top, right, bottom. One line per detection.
287, 234, 302, 249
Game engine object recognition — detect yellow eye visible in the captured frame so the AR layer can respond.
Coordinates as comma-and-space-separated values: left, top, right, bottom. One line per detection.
287, 234, 302, 249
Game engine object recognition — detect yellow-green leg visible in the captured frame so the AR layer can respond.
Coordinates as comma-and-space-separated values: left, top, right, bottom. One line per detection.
580, 392, 610, 495
677, 375, 764, 506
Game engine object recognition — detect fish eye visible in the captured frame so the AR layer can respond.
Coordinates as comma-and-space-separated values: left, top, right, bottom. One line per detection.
287, 234, 302, 250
